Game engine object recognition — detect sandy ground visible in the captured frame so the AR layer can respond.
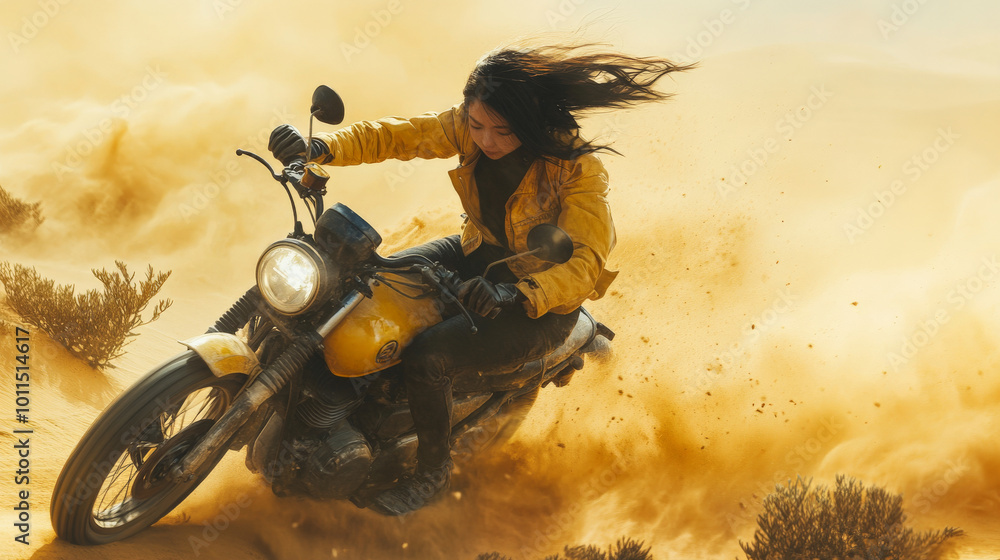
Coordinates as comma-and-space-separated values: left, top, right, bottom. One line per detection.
2, 2, 1000, 559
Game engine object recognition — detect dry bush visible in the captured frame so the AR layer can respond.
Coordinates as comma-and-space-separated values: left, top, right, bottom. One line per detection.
740, 475, 962, 560
478, 538, 651, 560
0, 185, 43, 234
0, 261, 172, 369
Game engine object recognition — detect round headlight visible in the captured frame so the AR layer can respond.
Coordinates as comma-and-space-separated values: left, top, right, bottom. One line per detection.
256, 240, 331, 315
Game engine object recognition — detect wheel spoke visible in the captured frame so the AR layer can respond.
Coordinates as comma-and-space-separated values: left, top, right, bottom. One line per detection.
102, 460, 134, 496
97, 461, 134, 520
89, 380, 236, 529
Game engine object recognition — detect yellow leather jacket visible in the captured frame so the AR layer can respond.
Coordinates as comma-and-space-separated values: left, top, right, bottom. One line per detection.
312, 103, 617, 318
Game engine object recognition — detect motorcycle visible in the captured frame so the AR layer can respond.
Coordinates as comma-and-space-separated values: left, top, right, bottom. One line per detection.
49, 86, 615, 545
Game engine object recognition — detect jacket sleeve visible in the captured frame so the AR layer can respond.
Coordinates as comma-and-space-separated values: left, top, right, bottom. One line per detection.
311, 103, 472, 165
516, 154, 617, 318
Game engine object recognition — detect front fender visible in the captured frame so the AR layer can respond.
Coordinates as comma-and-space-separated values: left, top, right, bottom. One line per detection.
180, 333, 261, 378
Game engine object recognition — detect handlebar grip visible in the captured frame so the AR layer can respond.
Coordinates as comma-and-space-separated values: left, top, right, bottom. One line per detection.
284, 159, 306, 182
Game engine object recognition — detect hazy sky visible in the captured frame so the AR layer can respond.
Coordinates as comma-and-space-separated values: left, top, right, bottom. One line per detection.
3, 1, 997, 109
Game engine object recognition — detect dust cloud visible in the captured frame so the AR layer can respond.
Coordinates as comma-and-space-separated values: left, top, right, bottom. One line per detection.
2, 1, 999, 559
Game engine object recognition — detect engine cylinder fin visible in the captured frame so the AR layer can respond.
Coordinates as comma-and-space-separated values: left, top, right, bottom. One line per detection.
297, 398, 360, 429
296, 363, 366, 429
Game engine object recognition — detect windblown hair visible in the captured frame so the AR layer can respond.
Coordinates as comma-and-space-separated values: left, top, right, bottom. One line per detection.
462, 44, 694, 160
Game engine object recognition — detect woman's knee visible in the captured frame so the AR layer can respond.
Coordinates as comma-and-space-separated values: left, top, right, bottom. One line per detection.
401, 331, 451, 386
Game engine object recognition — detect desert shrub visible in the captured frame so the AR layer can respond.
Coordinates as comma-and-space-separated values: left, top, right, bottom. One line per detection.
0, 261, 172, 369
740, 475, 962, 560
0, 185, 43, 234
478, 538, 651, 560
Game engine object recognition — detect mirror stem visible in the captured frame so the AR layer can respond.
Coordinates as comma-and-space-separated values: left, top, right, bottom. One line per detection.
482, 247, 541, 279
306, 112, 316, 162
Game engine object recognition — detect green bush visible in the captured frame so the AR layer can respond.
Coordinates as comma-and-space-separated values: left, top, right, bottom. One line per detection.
740, 475, 962, 560
0, 185, 43, 234
0, 261, 172, 369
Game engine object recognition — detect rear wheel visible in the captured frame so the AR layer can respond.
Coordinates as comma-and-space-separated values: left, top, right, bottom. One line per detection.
50, 351, 245, 545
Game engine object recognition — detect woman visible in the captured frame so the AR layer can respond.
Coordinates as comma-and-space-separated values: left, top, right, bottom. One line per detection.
269, 44, 690, 515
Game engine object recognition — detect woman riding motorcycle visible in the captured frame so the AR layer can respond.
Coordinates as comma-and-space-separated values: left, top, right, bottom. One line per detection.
268, 44, 690, 515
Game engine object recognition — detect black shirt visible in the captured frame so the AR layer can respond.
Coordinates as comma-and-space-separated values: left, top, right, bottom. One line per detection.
473, 145, 535, 251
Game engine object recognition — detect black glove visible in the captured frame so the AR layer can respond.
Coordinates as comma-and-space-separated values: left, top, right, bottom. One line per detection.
267, 124, 330, 166
456, 277, 523, 317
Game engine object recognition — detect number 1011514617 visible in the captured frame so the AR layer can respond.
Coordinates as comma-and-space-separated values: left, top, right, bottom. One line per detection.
14, 327, 30, 421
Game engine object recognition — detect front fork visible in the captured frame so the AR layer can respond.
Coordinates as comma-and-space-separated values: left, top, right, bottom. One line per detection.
171, 290, 365, 482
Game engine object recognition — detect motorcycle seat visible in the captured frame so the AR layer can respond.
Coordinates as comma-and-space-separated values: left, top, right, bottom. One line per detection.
451, 307, 599, 393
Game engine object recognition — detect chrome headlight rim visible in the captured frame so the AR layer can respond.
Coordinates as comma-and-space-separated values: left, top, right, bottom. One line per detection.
255, 238, 334, 316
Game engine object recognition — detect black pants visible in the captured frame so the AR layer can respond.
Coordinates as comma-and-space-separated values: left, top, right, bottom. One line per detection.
394, 235, 580, 466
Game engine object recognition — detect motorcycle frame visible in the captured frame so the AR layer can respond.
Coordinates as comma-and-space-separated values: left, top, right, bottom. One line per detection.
171, 290, 366, 482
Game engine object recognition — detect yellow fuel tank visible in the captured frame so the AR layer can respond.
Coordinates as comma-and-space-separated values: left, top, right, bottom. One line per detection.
323, 277, 445, 377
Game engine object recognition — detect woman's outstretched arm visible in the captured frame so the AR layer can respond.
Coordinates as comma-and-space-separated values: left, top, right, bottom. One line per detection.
312, 103, 475, 166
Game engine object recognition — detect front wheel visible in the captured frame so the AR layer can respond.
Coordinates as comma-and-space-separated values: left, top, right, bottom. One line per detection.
50, 351, 245, 545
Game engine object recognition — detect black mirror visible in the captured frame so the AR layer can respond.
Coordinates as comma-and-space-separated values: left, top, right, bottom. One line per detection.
311, 85, 345, 125
527, 223, 573, 264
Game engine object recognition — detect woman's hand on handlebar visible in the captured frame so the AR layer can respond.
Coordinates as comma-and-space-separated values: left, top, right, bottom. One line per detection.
268, 124, 330, 166
456, 277, 523, 318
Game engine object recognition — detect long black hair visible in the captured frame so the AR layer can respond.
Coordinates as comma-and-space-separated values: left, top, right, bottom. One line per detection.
462, 44, 694, 160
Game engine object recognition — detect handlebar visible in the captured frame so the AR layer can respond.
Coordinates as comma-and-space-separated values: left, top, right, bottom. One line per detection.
368, 252, 435, 269
237, 149, 328, 233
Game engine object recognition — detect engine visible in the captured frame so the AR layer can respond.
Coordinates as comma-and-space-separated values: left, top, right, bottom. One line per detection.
293, 366, 372, 499
253, 359, 375, 500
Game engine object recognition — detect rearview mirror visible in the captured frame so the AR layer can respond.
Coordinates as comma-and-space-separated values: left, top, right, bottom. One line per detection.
311, 85, 345, 125
482, 223, 574, 279
526, 223, 573, 264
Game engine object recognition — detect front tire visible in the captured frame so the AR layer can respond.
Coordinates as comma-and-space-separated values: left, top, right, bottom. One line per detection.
50, 351, 245, 545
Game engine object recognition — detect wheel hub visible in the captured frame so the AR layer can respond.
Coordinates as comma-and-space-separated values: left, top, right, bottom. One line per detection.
131, 419, 214, 500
